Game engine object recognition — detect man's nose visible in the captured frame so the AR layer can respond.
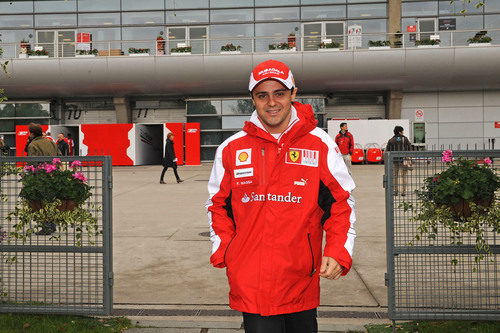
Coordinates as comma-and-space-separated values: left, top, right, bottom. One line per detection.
267, 95, 277, 106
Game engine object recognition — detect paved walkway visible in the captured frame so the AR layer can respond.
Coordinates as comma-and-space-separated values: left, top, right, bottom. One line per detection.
111, 163, 390, 332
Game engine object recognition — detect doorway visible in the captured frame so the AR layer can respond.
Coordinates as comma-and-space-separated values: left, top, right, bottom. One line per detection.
417, 18, 437, 40
36, 30, 76, 57
302, 22, 345, 50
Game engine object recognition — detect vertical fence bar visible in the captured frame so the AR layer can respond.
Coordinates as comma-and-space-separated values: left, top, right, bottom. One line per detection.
102, 156, 113, 315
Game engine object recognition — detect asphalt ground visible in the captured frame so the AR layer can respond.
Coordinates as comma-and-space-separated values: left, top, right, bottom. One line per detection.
111, 163, 390, 332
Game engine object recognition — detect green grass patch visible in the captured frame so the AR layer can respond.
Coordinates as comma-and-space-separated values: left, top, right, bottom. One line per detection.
366, 320, 500, 333
0, 313, 132, 333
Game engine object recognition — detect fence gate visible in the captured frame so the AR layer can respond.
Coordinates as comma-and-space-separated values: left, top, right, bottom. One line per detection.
385, 150, 499, 321
0, 156, 112, 315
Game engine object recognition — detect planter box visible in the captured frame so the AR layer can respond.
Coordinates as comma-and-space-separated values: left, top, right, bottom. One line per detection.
29, 55, 49, 59
220, 51, 241, 54
417, 45, 440, 48
129, 53, 150, 56
75, 54, 96, 58
369, 46, 391, 50
468, 43, 492, 47
171, 52, 192, 55
269, 47, 296, 53
18, 53, 28, 59
318, 48, 340, 52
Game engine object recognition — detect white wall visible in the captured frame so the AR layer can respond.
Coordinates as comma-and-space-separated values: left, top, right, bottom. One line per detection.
401, 91, 500, 150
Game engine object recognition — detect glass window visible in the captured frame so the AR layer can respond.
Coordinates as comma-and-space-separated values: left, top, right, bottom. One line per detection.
188, 116, 222, 129
301, 5, 347, 20
211, 9, 253, 22
166, 0, 208, 9
166, 10, 209, 24
122, 0, 164, 10
0, 15, 33, 28
16, 103, 50, 117
210, 0, 253, 8
348, 4, 387, 18
402, 1, 438, 17
122, 11, 164, 25
201, 147, 217, 161
35, 0, 77, 12
348, 19, 386, 32
255, 22, 300, 51
79, 13, 120, 26
222, 116, 248, 129
348, 0, 386, 2
122, 26, 163, 51
35, 14, 77, 27
302, 0, 345, 4
222, 100, 254, 115
200, 132, 223, 145
210, 24, 253, 52
255, 0, 299, 6
485, 1, 500, 12
78, 0, 120, 11
446, 15, 484, 46
485, 14, 500, 42
187, 101, 222, 114
78, 27, 121, 50
0, 1, 33, 13
256, 7, 299, 21
439, 0, 484, 15
0, 29, 34, 57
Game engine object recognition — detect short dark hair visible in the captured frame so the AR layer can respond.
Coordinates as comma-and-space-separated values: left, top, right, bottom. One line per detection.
340, 122, 347, 128
394, 126, 404, 136
28, 123, 43, 137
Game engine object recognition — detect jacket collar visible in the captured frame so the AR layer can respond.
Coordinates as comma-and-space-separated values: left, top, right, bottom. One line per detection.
243, 102, 317, 144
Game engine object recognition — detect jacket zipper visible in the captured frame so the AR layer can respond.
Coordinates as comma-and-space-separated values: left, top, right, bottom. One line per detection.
307, 233, 315, 277
260, 147, 266, 185
224, 234, 237, 267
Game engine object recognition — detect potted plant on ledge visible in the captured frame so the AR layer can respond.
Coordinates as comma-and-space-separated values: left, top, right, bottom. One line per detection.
156, 35, 165, 55
129, 47, 150, 56
6, 159, 100, 244
415, 38, 441, 48
170, 45, 192, 55
468, 30, 492, 47
28, 48, 49, 59
19, 39, 31, 58
76, 49, 98, 57
402, 150, 500, 270
318, 39, 340, 51
220, 43, 242, 54
269, 42, 296, 53
368, 40, 391, 50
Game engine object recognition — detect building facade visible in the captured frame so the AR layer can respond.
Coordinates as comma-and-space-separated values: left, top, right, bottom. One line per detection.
1, 0, 499, 160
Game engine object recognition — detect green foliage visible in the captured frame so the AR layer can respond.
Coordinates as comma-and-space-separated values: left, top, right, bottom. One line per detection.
0, 313, 132, 333
269, 42, 294, 50
170, 46, 191, 53
128, 47, 150, 54
467, 35, 492, 43
28, 49, 49, 56
368, 40, 391, 47
18, 160, 91, 206
220, 43, 242, 52
318, 41, 340, 49
76, 49, 98, 55
415, 38, 441, 46
366, 320, 500, 333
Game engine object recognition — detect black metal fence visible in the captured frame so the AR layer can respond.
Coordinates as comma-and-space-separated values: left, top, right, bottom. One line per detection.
0, 156, 112, 315
384, 150, 499, 320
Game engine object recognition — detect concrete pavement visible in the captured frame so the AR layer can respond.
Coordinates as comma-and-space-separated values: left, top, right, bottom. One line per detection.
111, 163, 390, 332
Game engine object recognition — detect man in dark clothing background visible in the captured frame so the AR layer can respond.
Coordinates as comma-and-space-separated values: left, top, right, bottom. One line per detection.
386, 126, 412, 196
334, 122, 354, 174
57, 134, 70, 156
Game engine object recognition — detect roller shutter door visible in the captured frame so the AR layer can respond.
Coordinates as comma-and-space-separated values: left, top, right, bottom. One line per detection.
326, 104, 385, 120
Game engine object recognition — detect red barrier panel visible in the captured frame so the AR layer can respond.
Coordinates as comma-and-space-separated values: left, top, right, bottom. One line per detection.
184, 123, 200, 165
81, 124, 134, 166
16, 125, 49, 157
164, 123, 184, 165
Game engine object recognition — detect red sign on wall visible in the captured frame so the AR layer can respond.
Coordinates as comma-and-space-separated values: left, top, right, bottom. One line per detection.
407, 25, 417, 33
16, 125, 49, 157
165, 123, 184, 165
495, 121, 500, 128
77, 33, 91, 43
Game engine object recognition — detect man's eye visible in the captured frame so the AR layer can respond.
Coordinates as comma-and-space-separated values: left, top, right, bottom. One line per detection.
257, 94, 267, 99
275, 92, 284, 97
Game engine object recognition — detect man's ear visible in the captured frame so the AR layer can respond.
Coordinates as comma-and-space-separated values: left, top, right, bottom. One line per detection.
291, 87, 298, 102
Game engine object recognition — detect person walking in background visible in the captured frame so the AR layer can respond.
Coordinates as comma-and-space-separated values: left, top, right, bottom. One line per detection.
45, 131, 54, 141
56, 134, 69, 156
160, 132, 183, 184
0, 136, 10, 156
206, 60, 355, 333
386, 126, 412, 196
66, 133, 74, 156
335, 122, 354, 174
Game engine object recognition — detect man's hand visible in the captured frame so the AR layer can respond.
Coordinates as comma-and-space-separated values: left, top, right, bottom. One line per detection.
319, 256, 343, 280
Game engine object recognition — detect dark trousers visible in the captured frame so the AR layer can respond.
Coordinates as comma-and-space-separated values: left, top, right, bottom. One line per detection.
243, 308, 318, 333
160, 164, 180, 182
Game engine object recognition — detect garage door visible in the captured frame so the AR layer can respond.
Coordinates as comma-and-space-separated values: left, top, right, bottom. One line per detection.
326, 104, 385, 120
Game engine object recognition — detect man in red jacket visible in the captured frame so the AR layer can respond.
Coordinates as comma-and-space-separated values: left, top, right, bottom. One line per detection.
334, 122, 354, 174
206, 60, 356, 333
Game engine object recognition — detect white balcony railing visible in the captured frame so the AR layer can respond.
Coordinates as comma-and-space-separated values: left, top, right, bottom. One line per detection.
1, 28, 499, 59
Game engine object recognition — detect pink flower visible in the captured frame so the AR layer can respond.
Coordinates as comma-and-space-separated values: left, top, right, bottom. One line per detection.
484, 158, 492, 165
70, 160, 82, 169
442, 149, 454, 163
45, 164, 57, 173
52, 158, 61, 165
72, 172, 87, 183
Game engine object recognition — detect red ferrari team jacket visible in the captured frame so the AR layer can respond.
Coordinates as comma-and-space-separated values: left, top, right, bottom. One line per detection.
334, 131, 354, 155
206, 102, 356, 316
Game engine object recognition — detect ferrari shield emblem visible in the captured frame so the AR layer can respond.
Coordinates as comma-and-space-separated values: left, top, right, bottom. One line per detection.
289, 150, 300, 162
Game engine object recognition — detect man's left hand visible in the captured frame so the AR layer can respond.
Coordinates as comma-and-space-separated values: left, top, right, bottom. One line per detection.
319, 256, 343, 280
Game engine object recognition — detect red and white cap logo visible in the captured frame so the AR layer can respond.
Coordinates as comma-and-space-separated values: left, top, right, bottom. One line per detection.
249, 59, 295, 92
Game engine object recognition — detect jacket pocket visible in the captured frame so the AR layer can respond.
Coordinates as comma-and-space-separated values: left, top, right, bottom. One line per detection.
307, 233, 316, 277
224, 234, 237, 267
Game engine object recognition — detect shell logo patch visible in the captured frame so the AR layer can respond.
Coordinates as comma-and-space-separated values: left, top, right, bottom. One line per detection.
285, 148, 319, 167
236, 148, 252, 166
